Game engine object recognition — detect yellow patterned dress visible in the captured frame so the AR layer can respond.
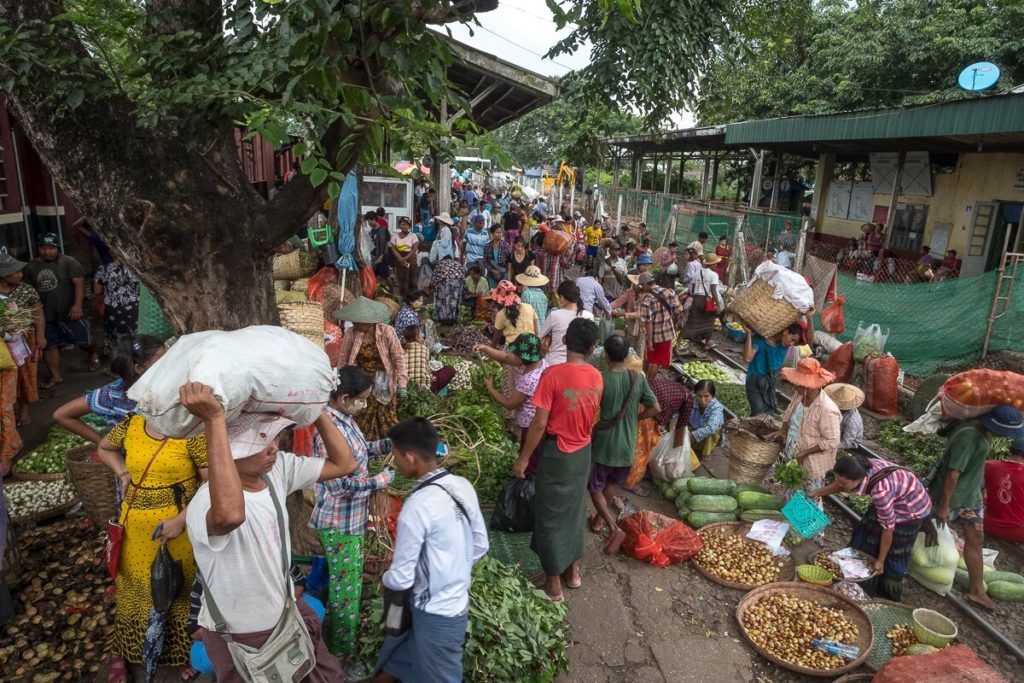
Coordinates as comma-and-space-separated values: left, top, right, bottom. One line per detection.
108, 415, 207, 666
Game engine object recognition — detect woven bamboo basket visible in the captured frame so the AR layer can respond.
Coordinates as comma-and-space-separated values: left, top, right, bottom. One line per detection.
66, 445, 118, 523
272, 250, 319, 280
321, 283, 354, 321
286, 490, 323, 557
278, 302, 325, 348
727, 430, 781, 485
375, 295, 400, 322
9, 498, 78, 525
736, 582, 874, 677
692, 522, 795, 591
728, 278, 802, 338
291, 278, 310, 295
10, 467, 68, 482
273, 279, 291, 291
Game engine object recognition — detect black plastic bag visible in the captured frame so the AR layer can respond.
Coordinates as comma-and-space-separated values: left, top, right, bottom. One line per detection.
490, 476, 535, 533
150, 543, 184, 614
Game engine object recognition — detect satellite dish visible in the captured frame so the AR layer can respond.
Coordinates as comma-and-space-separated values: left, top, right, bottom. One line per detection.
958, 62, 1000, 91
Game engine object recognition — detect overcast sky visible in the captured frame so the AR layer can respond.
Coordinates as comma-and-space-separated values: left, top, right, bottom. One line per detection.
444, 0, 694, 128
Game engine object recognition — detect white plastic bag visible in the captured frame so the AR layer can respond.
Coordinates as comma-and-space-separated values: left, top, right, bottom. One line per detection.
852, 322, 889, 362
751, 261, 815, 312
908, 520, 959, 596
904, 397, 947, 435
649, 425, 692, 482
128, 326, 337, 438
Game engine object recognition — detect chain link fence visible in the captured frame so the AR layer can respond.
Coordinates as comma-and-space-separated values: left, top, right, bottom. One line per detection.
595, 185, 1024, 376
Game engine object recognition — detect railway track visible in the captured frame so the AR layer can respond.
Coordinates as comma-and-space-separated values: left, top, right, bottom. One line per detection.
667, 348, 1024, 665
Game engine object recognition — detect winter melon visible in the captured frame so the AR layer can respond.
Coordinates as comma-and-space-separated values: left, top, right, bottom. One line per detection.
984, 571, 1024, 585
987, 581, 1024, 602
687, 511, 737, 528
687, 477, 735, 496
736, 491, 785, 511
740, 509, 785, 523
733, 483, 769, 496
689, 495, 738, 513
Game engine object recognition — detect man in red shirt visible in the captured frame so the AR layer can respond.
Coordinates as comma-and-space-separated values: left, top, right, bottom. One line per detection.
984, 437, 1024, 543
514, 317, 602, 601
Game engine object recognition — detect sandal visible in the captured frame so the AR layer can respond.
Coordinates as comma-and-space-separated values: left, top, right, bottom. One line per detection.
178, 665, 200, 681
41, 378, 63, 390
562, 566, 582, 590
588, 514, 606, 534
108, 655, 128, 683
624, 483, 652, 498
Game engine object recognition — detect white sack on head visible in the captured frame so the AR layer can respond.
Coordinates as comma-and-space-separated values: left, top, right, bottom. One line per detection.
751, 261, 815, 312
128, 325, 336, 438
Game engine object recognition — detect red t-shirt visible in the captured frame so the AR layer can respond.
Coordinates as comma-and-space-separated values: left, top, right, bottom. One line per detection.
530, 362, 603, 453
984, 460, 1024, 543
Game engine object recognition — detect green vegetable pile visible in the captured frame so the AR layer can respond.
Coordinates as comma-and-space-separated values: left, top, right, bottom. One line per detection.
13, 425, 91, 475
715, 383, 750, 418
359, 556, 569, 682
683, 361, 732, 383
397, 383, 444, 422
877, 420, 1010, 476
773, 460, 805, 489
846, 494, 872, 515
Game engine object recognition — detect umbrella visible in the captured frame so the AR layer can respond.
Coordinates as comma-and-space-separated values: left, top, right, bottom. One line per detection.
142, 526, 183, 682
336, 170, 360, 294
393, 161, 430, 176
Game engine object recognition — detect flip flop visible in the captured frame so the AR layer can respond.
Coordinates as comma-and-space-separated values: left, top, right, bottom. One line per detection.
588, 514, 606, 534
178, 665, 200, 682
108, 655, 128, 683
41, 378, 63, 390
965, 594, 996, 611
546, 592, 565, 602
624, 483, 652, 498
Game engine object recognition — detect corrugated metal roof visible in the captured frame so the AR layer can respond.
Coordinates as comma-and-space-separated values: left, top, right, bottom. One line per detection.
725, 93, 1024, 145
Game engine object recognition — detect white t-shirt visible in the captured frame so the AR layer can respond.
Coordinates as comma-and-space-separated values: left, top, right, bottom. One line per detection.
394, 232, 419, 256
538, 308, 595, 365
690, 267, 721, 297
187, 453, 323, 633
382, 471, 488, 617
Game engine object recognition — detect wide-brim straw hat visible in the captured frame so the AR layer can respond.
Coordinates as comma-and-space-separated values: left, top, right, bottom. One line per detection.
824, 383, 865, 411
626, 273, 641, 286
333, 296, 392, 324
515, 265, 549, 287
435, 212, 454, 226
781, 358, 835, 389
704, 254, 723, 266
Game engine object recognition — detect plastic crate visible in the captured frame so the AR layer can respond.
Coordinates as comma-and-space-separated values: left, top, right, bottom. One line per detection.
782, 491, 831, 539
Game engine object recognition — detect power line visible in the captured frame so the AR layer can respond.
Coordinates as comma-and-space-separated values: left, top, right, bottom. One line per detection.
473, 24, 577, 73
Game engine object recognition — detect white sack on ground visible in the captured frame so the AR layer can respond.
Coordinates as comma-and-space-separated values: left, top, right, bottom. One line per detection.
128, 326, 336, 438
752, 261, 815, 312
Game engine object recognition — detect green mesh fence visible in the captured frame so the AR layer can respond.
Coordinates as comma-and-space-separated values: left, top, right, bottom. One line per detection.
834, 271, 1001, 375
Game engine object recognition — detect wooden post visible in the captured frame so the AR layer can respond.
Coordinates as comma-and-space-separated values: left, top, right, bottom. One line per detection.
710, 156, 721, 201
769, 152, 783, 211
634, 155, 642, 191
612, 153, 621, 188
700, 156, 711, 200
883, 150, 906, 248
616, 194, 623, 231
749, 150, 765, 210
437, 99, 451, 217
663, 155, 673, 195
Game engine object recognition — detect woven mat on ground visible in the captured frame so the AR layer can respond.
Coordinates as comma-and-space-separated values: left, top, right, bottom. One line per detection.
862, 600, 914, 670
487, 529, 542, 579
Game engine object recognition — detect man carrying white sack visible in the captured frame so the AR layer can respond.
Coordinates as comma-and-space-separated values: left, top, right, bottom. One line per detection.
180, 382, 356, 682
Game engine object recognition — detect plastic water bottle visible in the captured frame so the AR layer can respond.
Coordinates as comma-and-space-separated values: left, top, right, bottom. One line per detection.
812, 639, 860, 660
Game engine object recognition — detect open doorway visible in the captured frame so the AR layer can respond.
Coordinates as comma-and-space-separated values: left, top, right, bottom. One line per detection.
987, 202, 1023, 272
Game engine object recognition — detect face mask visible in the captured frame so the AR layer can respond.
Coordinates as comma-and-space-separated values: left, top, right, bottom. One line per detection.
345, 398, 368, 415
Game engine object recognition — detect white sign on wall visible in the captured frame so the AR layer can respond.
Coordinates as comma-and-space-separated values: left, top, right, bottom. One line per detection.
902, 152, 932, 196
849, 181, 875, 222
826, 180, 852, 219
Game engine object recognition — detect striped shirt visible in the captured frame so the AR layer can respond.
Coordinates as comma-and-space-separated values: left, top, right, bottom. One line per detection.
575, 276, 612, 315
309, 407, 391, 534
856, 458, 932, 530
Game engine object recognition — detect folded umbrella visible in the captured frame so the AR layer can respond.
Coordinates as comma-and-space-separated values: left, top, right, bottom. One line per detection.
142, 525, 184, 682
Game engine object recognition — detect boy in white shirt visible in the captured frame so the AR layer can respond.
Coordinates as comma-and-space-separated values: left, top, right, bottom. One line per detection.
373, 418, 488, 683
181, 383, 358, 682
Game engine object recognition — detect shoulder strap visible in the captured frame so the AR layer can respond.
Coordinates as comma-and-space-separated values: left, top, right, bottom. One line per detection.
120, 425, 171, 519
594, 371, 639, 432
197, 475, 291, 640
412, 470, 471, 526
866, 465, 906, 492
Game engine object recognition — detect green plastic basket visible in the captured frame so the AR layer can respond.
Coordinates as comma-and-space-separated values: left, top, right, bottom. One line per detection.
782, 491, 831, 539
138, 284, 174, 341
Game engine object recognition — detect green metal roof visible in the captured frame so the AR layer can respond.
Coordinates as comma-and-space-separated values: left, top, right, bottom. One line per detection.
725, 93, 1024, 146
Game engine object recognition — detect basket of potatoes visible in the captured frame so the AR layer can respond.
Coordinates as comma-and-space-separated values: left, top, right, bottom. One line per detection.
736, 582, 874, 677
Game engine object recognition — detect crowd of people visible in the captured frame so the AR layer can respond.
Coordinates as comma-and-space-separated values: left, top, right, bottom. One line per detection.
3, 178, 1023, 683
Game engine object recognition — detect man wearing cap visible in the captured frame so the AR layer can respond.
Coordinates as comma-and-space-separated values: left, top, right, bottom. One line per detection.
687, 232, 709, 257
637, 272, 681, 382
180, 383, 356, 681
25, 233, 98, 385
930, 405, 1024, 609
